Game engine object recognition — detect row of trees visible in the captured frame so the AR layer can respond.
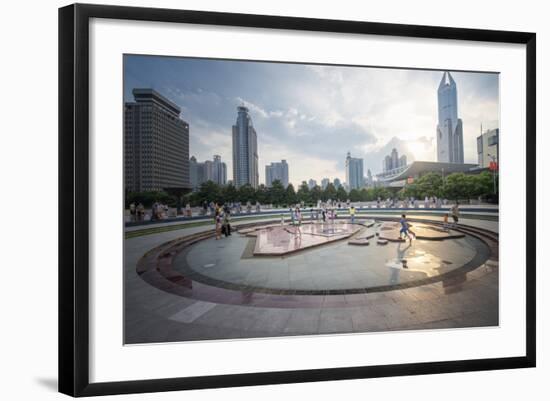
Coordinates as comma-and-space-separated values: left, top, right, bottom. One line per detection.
125, 171, 498, 208
400, 171, 497, 202
186, 180, 395, 208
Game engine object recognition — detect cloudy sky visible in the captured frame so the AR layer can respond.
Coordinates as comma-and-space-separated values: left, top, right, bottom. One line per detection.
124, 55, 499, 187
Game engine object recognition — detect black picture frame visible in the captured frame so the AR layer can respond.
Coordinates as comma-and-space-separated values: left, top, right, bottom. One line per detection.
58, 3, 536, 397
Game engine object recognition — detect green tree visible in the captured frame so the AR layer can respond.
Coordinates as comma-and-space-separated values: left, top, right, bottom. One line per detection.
323, 183, 337, 202
238, 184, 256, 204
222, 184, 238, 203
297, 181, 311, 204
471, 171, 495, 198
336, 186, 348, 202
442, 173, 470, 200
268, 180, 286, 206
401, 183, 419, 199
256, 184, 269, 204
195, 181, 223, 205
310, 185, 322, 204
416, 172, 443, 198
349, 189, 361, 202
285, 183, 297, 205
371, 186, 390, 201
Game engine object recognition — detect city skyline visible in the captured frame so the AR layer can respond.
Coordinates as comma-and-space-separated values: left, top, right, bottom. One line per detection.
124, 55, 499, 187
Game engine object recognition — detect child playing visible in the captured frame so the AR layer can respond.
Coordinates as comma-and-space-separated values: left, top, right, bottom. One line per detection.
443, 213, 450, 231
399, 214, 414, 243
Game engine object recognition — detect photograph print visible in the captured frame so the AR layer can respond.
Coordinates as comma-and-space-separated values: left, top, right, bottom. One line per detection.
123, 55, 499, 345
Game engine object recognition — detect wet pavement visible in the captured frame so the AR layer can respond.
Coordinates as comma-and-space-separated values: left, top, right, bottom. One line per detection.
179, 231, 485, 292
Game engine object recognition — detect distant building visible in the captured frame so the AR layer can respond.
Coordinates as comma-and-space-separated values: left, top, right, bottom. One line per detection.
265, 160, 289, 187
383, 148, 407, 173
345, 152, 364, 190
308, 179, 317, 189
365, 169, 373, 188
204, 160, 213, 184
477, 128, 499, 168
333, 178, 342, 189
189, 155, 227, 190
124, 88, 190, 192
189, 156, 205, 190
212, 155, 227, 186
384, 155, 392, 173
232, 106, 259, 188
321, 178, 330, 190
391, 148, 399, 170
437, 71, 464, 163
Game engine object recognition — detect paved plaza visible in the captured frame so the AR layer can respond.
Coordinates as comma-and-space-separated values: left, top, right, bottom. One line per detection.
124, 213, 499, 344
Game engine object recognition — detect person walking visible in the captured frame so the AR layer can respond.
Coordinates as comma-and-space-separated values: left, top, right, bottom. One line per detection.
215, 210, 222, 240
151, 202, 158, 221
223, 211, 231, 237
129, 202, 136, 222
451, 202, 460, 227
295, 207, 302, 226
136, 202, 144, 221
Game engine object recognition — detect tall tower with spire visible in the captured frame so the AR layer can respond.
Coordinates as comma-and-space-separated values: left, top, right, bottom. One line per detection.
436, 71, 464, 163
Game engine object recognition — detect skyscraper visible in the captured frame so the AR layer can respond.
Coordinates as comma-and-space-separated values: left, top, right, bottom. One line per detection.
321, 178, 330, 190
383, 148, 407, 173
391, 148, 399, 170
308, 179, 317, 189
232, 106, 259, 188
437, 71, 464, 163
333, 178, 341, 189
265, 160, 289, 187
345, 152, 364, 190
124, 88, 190, 192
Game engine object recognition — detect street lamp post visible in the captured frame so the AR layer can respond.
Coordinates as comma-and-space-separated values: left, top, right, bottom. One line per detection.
488, 154, 497, 194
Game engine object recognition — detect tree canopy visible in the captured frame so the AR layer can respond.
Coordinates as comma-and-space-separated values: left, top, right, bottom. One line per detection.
126, 171, 498, 208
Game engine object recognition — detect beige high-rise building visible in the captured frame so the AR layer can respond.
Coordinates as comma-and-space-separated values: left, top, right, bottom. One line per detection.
477, 128, 499, 168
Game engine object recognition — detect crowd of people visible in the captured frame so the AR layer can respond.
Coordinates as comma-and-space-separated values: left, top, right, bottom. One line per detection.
128, 196, 461, 229
200, 201, 261, 217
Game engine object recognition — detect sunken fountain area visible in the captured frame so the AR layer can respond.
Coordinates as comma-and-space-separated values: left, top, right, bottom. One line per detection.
136, 218, 498, 308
